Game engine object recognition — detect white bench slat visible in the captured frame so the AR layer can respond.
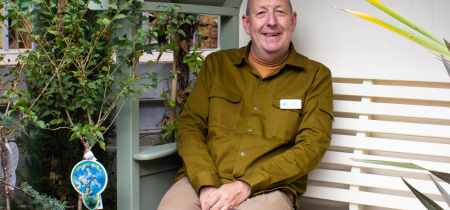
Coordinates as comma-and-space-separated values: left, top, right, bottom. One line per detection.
304, 186, 450, 210
330, 66, 450, 83
333, 83, 450, 102
333, 117, 450, 139
334, 100, 450, 120
330, 134, 450, 158
308, 169, 449, 195
321, 151, 450, 174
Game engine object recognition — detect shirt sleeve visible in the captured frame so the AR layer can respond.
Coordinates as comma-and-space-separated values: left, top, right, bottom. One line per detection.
177, 55, 221, 195
238, 66, 334, 196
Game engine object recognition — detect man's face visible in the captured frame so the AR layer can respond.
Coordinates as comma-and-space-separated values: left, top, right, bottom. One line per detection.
242, 0, 297, 57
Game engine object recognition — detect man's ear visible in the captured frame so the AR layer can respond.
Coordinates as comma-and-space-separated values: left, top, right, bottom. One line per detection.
291, 12, 297, 33
242, 14, 251, 35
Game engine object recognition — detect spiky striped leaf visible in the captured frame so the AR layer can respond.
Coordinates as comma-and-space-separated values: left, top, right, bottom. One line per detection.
366, 0, 445, 46
402, 177, 444, 210
338, 8, 450, 58
429, 175, 450, 207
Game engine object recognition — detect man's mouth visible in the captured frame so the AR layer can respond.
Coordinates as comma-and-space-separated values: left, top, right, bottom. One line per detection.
263, 33, 281, 37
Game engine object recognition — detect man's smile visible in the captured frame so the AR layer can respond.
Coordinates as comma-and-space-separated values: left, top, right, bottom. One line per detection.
263, 33, 281, 37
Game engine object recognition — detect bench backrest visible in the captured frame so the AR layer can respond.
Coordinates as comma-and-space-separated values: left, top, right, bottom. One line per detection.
301, 66, 450, 210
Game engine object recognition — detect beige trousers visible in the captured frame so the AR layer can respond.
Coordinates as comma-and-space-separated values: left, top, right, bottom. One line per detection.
158, 177, 294, 210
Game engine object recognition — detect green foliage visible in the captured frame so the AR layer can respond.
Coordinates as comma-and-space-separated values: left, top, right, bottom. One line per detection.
16, 122, 116, 209
353, 159, 450, 209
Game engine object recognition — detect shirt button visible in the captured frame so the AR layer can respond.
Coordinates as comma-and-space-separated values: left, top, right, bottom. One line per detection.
248, 128, 253, 132
254, 106, 258, 110
260, 80, 264, 84
241, 152, 245, 156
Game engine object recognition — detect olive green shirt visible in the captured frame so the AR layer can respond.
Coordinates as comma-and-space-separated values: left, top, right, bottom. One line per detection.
175, 42, 333, 209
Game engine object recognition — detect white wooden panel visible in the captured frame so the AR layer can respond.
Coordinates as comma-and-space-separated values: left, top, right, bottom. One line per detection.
308, 169, 450, 195
330, 134, 450, 157
334, 117, 450, 139
304, 186, 450, 210
321, 151, 450, 174
334, 100, 450, 120
330, 67, 450, 83
333, 83, 450, 102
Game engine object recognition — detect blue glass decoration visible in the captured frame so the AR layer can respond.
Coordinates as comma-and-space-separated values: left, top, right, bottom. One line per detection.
71, 160, 108, 209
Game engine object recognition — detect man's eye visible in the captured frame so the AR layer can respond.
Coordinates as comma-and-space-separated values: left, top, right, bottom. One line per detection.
257, 11, 265, 15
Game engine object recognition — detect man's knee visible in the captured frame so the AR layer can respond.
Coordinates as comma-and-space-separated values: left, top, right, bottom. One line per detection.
157, 177, 201, 210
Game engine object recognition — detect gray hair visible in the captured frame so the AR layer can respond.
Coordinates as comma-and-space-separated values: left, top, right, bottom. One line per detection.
245, 0, 293, 16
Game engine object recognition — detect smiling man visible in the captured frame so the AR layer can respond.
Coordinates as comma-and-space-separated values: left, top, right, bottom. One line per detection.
157, 0, 333, 209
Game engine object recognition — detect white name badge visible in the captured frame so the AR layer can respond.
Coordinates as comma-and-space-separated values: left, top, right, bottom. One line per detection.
280, 99, 302, 109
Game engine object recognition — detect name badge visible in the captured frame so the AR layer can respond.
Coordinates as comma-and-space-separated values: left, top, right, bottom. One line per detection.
280, 99, 302, 109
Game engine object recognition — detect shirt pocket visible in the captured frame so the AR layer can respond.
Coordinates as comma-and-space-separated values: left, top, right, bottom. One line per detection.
270, 97, 303, 142
208, 85, 242, 130
314, 99, 334, 138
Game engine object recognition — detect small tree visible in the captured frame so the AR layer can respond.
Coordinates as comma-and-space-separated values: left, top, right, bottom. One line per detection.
0, 0, 199, 209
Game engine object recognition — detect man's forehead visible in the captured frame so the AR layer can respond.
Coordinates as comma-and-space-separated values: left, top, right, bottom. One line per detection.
248, 0, 292, 13
250, 0, 290, 7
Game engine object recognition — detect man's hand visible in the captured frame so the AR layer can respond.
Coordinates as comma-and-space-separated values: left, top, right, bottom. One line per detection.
200, 186, 218, 208
201, 181, 251, 210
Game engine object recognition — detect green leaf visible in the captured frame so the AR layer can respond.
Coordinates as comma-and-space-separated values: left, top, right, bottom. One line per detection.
430, 171, 450, 185
48, 31, 59, 35
165, 43, 177, 50
441, 55, 450, 77
114, 14, 126, 20
49, 119, 58, 125
146, 60, 154, 67
35, 120, 45, 128
168, 100, 176, 107
177, 29, 186, 37
69, 132, 79, 141
40, 110, 52, 118
126, 16, 136, 23
98, 140, 105, 150
86, 133, 95, 146
402, 177, 444, 210
108, 4, 118, 10
444, 39, 450, 52
366, 0, 445, 46
183, 86, 193, 93
429, 175, 450, 207
339, 8, 450, 58
96, 131, 104, 140
351, 159, 428, 170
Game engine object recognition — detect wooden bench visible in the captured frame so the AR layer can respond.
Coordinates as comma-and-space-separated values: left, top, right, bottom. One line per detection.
133, 66, 450, 210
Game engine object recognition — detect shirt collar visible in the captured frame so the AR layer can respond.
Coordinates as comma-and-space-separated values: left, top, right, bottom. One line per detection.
233, 41, 305, 69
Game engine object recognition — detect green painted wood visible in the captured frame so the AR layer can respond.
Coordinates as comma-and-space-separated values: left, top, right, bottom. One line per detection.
223, 0, 243, 8
116, 14, 141, 210
138, 149, 183, 176
140, 2, 239, 16
220, 15, 240, 50
133, 142, 177, 161
140, 169, 179, 210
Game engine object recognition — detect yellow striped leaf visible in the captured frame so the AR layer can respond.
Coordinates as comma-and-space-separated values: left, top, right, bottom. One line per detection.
338, 8, 450, 58
366, 0, 445, 46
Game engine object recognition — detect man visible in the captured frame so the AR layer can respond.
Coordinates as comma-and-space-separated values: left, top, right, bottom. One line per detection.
158, 0, 333, 209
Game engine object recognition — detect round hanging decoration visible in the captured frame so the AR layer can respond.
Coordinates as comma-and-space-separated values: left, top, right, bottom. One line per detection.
71, 151, 107, 209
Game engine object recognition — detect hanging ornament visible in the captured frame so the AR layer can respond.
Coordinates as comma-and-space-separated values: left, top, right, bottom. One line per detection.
0, 140, 19, 190
71, 151, 108, 209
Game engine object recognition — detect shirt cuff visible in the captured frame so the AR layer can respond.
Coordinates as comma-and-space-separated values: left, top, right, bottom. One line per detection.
237, 172, 267, 196
190, 172, 222, 196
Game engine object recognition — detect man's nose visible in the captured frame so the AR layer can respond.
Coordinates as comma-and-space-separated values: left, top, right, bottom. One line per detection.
266, 12, 278, 27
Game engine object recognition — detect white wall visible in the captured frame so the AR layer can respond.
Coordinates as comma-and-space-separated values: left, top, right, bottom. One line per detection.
239, 0, 450, 70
